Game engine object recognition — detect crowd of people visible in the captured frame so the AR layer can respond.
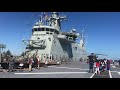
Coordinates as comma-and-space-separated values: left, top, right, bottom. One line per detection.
27, 56, 48, 72
87, 53, 111, 74
0, 55, 48, 72
94, 59, 111, 74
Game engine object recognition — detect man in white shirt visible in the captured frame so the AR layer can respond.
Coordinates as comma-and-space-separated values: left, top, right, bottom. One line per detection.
45, 60, 48, 68
37, 56, 40, 69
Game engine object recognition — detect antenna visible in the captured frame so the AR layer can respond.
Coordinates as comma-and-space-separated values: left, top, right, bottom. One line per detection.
81, 28, 85, 48
40, 12, 43, 22
82, 28, 85, 38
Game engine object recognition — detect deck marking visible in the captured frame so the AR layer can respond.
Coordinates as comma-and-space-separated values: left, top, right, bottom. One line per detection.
48, 66, 89, 70
90, 72, 96, 78
109, 70, 112, 78
110, 71, 118, 73
112, 66, 116, 68
14, 72, 88, 75
117, 72, 120, 75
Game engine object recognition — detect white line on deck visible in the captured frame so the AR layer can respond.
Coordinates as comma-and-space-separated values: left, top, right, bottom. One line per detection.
112, 66, 116, 68
90, 72, 96, 78
117, 72, 120, 75
110, 71, 118, 73
14, 72, 88, 75
48, 66, 89, 70
109, 70, 112, 78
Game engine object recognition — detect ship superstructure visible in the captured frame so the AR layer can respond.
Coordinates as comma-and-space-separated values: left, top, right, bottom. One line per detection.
23, 12, 87, 64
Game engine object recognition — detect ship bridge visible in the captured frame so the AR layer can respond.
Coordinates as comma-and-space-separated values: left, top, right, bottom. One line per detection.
32, 26, 59, 35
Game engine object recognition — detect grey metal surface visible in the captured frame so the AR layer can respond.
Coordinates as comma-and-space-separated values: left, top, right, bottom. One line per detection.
0, 61, 93, 78
22, 12, 87, 65
1, 60, 120, 78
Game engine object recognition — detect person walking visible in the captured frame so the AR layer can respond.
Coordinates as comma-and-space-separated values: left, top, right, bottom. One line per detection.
95, 60, 100, 74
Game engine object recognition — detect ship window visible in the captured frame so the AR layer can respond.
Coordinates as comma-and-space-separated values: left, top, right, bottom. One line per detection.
50, 29, 54, 32
46, 32, 49, 34
50, 33, 52, 34
41, 28, 45, 31
46, 28, 49, 31
68, 37, 73, 41
34, 28, 37, 31
37, 37, 40, 39
38, 28, 41, 31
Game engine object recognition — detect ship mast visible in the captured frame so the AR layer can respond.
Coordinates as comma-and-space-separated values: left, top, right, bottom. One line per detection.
80, 30, 85, 49
49, 12, 67, 31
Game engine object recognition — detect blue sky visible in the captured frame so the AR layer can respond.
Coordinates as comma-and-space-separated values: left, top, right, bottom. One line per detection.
0, 12, 120, 59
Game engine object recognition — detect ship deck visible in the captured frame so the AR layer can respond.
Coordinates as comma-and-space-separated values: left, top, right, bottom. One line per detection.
0, 61, 120, 78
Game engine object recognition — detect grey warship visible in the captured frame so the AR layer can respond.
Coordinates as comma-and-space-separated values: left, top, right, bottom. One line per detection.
22, 12, 87, 64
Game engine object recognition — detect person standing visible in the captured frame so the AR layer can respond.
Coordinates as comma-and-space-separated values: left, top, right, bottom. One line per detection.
37, 56, 40, 69
107, 60, 110, 70
88, 53, 96, 73
118, 59, 120, 67
8, 56, 14, 72
28, 56, 33, 72
113, 60, 114, 65
44, 60, 48, 68
93, 60, 97, 72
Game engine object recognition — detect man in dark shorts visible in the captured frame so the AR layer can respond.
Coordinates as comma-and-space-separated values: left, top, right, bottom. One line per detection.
88, 53, 97, 73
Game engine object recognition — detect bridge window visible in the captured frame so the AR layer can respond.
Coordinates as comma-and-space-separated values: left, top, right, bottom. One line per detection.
46, 28, 49, 31
38, 28, 41, 31
46, 32, 49, 34
33, 28, 37, 31
41, 28, 45, 31
50, 29, 54, 32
